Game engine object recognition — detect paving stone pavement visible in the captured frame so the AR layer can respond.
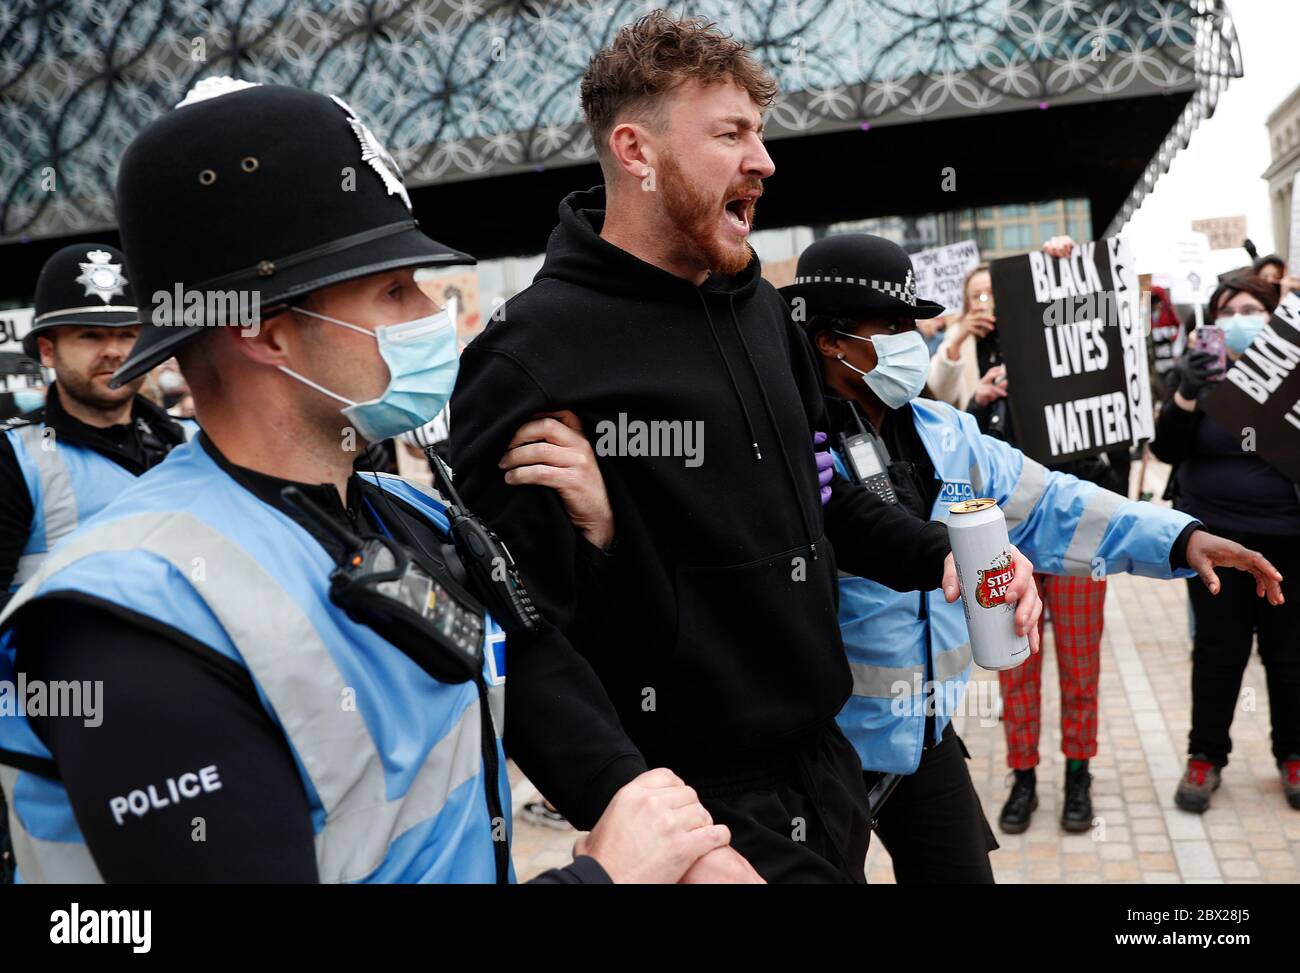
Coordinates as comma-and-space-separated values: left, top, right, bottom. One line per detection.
509, 465, 1300, 883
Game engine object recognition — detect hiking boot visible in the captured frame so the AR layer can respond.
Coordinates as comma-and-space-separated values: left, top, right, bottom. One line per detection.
1061, 761, 1093, 833
1174, 755, 1221, 813
1281, 756, 1300, 811
999, 768, 1037, 834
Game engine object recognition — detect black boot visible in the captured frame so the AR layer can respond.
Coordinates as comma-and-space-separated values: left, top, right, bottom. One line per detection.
1061, 760, 1093, 832
999, 768, 1037, 834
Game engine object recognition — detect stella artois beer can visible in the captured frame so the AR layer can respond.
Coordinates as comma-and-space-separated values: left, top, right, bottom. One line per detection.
948, 498, 1030, 671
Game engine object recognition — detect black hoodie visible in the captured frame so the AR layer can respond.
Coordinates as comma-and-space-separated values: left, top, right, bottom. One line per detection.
449, 187, 949, 776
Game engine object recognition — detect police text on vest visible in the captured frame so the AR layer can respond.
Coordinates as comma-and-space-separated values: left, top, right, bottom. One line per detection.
110, 764, 221, 825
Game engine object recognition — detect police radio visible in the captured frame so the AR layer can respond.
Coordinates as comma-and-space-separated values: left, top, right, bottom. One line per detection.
840, 404, 897, 504
280, 486, 485, 684
426, 452, 543, 637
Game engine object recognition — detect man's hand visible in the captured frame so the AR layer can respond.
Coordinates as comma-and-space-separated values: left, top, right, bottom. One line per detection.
1185, 529, 1285, 606
500, 409, 615, 550
678, 845, 765, 884
942, 546, 1043, 654
972, 364, 1008, 407
572, 768, 732, 883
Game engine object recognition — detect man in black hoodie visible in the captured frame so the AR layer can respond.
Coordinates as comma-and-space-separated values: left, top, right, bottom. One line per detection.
449, 12, 1041, 882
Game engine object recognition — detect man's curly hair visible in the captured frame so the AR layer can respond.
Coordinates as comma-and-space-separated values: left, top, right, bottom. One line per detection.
580, 10, 777, 165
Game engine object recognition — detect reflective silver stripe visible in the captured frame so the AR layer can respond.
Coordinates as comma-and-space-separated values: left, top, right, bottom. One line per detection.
849, 641, 970, 702
487, 682, 505, 739
934, 641, 972, 682
315, 698, 484, 883
2, 510, 489, 883
968, 462, 984, 497
1002, 456, 1048, 532
0, 766, 104, 883
850, 660, 924, 699
1062, 487, 1127, 575
15, 424, 78, 550
13, 552, 46, 586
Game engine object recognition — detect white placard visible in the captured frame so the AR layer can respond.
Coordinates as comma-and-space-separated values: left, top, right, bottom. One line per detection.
909, 239, 982, 316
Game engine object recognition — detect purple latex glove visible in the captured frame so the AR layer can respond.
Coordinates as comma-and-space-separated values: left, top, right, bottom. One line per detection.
814, 431, 834, 506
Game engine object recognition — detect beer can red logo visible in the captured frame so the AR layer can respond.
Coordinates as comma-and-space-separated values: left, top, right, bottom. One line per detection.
975, 551, 1015, 609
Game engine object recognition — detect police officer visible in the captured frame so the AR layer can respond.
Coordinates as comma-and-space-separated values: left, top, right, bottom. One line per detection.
0, 244, 192, 603
0, 243, 192, 883
0, 79, 739, 884
772, 234, 1281, 881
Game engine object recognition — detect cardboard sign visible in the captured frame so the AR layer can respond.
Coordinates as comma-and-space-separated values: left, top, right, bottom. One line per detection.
910, 239, 982, 316
1190, 215, 1247, 252
416, 269, 482, 340
1201, 291, 1300, 483
989, 237, 1153, 464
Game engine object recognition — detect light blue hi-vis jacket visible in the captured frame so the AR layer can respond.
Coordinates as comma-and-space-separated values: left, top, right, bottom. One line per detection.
0, 439, 511, 884
4, 419, 138, 592
834, 398, 1195, 775
3, 415, 199, 592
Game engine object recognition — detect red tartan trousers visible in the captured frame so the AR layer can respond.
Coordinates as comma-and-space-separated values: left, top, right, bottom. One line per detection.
998, 573, 1106, 769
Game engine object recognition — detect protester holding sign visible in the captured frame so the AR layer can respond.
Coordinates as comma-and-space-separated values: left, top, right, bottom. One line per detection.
928, 263, 992, 409
1151, 274, 1300, 814
965, 236, 1154, 834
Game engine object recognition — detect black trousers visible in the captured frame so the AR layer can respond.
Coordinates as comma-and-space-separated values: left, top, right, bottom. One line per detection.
871, 724, 999, 883
680, 721, 871, 883
1187, 531, 1300, 766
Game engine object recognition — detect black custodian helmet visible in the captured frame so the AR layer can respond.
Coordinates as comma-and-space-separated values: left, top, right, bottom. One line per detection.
25, 243, 139, 359
110, 77, 474, 387
779, 233, 945, 323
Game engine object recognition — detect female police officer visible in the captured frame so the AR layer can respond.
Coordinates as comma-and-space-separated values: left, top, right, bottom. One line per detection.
775, 234, 1283, 881
0, 79, 743, 884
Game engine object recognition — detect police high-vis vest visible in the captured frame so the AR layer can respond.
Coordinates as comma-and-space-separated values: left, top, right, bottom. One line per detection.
4, 421, 137, 590
0, 439, 510, 884
3, 416, 198, 591
834, 398, 1196, 775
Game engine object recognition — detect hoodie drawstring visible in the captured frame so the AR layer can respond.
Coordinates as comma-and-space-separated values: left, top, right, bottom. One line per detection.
726, 296, 819, 562
697, 290, 764, 462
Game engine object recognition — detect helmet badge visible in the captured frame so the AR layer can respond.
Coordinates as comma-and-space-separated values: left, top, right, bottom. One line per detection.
331, 95, 412, 212
75, 250, 127, 304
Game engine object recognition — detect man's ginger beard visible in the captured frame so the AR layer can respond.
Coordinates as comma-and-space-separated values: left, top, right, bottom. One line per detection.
656, 153, 758, 277
50, 342, 141, 412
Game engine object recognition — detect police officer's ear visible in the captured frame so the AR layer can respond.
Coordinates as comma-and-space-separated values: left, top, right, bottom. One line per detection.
223, 304, 298, 368
36, 333, 57, 369
811, 325, 844, 362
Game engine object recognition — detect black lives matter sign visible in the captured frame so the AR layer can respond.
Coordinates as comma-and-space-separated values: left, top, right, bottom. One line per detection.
1202, 291, 1300, 483
990, 238, 1152, 465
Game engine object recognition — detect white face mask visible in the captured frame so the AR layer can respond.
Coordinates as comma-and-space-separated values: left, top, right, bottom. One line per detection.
834, 329, 930, 408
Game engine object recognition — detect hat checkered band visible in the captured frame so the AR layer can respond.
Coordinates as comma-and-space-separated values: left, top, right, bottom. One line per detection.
792, 268, 918, 307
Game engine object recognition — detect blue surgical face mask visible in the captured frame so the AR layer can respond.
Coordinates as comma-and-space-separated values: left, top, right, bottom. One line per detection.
835, 329, 930, 409
1219, 312, 1269, 354
12, 389, 44, 413
280, 305, 458, 442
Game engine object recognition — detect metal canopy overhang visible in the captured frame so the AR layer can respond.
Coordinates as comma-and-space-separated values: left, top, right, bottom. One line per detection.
0, 0, 1240, 271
